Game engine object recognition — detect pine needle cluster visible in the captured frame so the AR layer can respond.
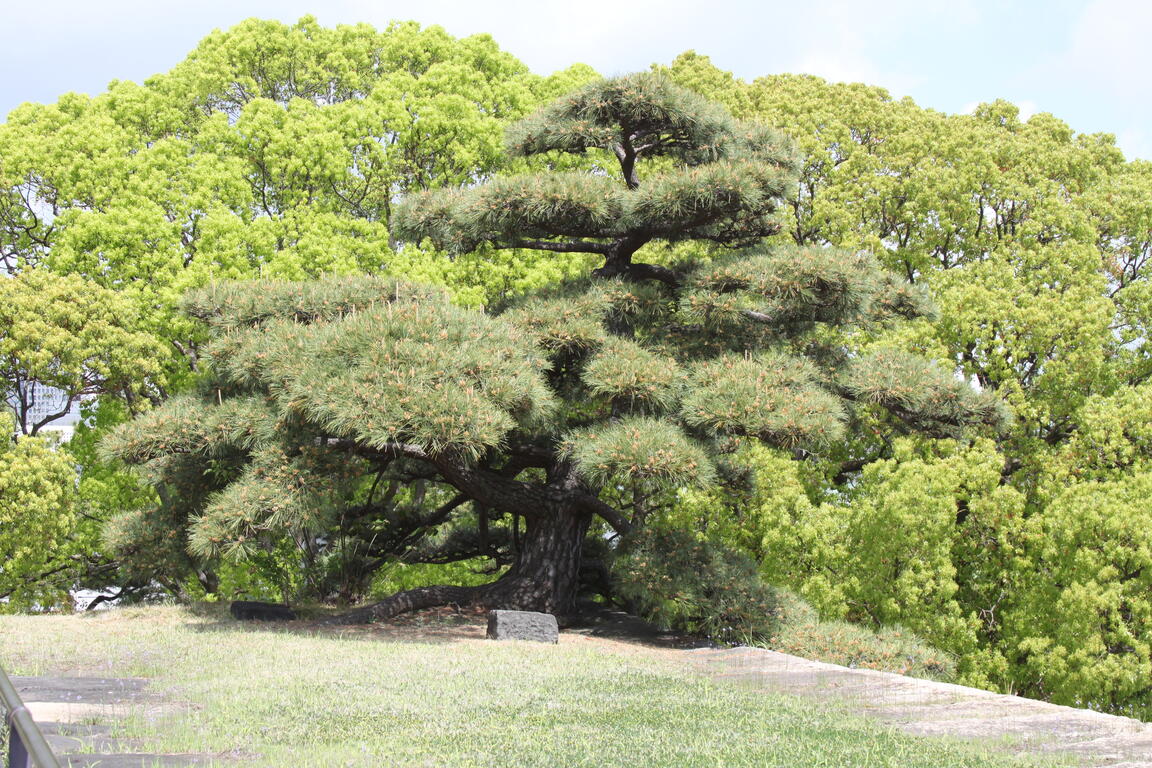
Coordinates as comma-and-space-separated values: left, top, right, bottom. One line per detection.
394, 73, 800, 260
107, 275, 555, 560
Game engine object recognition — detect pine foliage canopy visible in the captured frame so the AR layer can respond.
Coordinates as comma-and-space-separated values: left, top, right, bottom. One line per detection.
106, 73, 1003, 617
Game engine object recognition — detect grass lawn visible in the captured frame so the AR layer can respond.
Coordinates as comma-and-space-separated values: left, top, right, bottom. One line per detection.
0, 605, 1065, 767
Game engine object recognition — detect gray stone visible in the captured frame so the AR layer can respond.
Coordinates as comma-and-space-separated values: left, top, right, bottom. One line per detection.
229, 600, 296, 621
486, 610, 559, 643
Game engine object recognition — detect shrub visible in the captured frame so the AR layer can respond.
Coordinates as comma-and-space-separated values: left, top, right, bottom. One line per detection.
611, 525, 789, 643
369, 559, 500, 599
611, 522, 954, 679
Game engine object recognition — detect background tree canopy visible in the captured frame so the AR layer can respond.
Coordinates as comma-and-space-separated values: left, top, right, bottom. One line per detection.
5, 17, 1152, 718
659, 52, 1152, 715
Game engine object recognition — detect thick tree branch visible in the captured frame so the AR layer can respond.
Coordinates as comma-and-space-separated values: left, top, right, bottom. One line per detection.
332, 438, 559, 520
509, 239, 612, 254
576, 493, 633, 535
435, 462, 559, 520
743, 309, 774, 324
359, 493, 471, 569
614, 137, 640, 190
621, 261, 680, 287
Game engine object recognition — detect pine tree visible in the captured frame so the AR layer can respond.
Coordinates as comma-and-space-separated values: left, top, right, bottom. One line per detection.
106, 73, 1002, 618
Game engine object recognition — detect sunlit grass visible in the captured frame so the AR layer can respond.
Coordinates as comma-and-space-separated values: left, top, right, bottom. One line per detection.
0, 605, 1067, 767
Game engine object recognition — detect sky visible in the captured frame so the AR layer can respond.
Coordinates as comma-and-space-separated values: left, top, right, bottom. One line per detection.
2, 0, 1150, 159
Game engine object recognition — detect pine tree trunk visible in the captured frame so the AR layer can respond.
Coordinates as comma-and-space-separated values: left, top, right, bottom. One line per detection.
329, 506, 591, 624
486, 506, 591, 614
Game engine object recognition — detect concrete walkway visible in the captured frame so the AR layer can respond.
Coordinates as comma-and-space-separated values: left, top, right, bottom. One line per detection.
11, 676, 213, 767
687, 647, 1152, 768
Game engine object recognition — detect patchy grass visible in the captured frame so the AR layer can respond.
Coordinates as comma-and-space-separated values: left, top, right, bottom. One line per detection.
766, 617, 957, 680
0, 605, 1064, 767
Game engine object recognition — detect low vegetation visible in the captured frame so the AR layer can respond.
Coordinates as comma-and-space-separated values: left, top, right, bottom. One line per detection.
611, 526, 955, 679
0, 606, 1059, 768
766, 616, 955, 680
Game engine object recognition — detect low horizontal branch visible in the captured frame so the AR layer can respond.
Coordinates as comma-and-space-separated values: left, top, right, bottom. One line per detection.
510, 239, 612, 255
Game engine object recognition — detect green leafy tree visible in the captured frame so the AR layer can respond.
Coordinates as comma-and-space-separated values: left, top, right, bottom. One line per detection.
0, 17, 598, 359
0, 270, 167, 435
659, 54, 1152, 711
1006, 474, 1152, 715
107, 74, 1000, 619
0, 413, 78, 610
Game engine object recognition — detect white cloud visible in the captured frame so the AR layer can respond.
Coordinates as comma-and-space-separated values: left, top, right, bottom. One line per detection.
781, 0, 980, 96
1016, 100, 1039, 120
1058, 0, 1152, 100
793, 49, 909, 92
344, 0, 702, 76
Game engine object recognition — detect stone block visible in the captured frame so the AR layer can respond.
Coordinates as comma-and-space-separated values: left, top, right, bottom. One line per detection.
230, 600, 297, 621
486, 609, 559, 643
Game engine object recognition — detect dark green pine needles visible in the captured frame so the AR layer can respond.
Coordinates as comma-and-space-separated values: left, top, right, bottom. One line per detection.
104, 73, 1005, 617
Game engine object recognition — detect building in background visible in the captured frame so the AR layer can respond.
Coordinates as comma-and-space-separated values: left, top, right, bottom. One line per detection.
7, 382, 82, 441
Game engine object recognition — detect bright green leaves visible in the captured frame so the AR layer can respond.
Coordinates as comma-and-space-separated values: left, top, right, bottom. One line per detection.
691, 60, 1128, 445
1087, 159, 1152, 353
662, 52, 1152, 714
681, 352, 845, 449
1050, 380, 1152, 482
0, 414, 79, 611
0, 16, 572, 398
0, 270, 168, 435
831, 438, 1026, 673
563, 417, 713, 490
675, 437, 1027, 688
1009, 474, 1152, 713
932, 242, 1112, 430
